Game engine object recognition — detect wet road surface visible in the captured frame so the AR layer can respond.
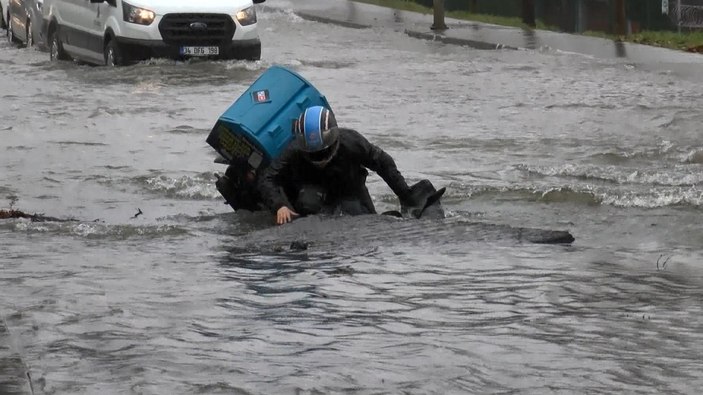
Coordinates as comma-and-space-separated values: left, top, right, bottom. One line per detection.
1, 2, 703, 394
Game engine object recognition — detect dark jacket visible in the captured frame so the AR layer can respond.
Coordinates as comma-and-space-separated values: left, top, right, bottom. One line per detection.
258, 128, 411, 214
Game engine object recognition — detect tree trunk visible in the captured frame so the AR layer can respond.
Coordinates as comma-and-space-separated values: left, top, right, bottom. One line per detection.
522, 0, 536, 27
469, 0, 478, 14
615, 0, 627, 35
431, 0, 448, 30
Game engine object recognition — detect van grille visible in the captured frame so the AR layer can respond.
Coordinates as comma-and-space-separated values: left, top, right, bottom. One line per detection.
158, 14, 235, 45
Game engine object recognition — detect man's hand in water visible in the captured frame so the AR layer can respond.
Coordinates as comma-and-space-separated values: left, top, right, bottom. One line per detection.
276, 206, 299, 225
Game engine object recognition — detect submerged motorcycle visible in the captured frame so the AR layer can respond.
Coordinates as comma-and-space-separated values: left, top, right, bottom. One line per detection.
206, 65, 445, 219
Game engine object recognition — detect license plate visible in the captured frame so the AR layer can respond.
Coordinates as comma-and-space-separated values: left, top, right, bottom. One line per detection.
180, 46, 219, 56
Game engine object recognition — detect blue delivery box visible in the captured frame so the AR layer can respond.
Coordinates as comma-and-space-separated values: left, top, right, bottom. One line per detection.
207, 65, 331, 170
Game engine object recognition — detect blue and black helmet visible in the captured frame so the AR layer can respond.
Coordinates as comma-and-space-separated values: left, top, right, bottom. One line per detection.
294, 106, 340, 166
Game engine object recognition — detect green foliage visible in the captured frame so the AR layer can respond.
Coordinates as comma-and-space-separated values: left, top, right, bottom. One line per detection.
584, 29, 703, 52
629, 30, 703, 51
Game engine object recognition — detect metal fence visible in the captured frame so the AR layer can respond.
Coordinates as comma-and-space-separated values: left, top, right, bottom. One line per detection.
415, 0, 701, 32
666, 0, 703, 29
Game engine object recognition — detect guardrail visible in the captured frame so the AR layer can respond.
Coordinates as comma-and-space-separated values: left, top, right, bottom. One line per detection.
667, 0, 703, 30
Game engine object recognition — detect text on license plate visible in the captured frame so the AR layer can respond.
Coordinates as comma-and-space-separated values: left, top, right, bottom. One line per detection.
180, 46, 219, 56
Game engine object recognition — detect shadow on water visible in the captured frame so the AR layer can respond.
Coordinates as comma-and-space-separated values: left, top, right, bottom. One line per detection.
217, 235, 356, 278
214, 246, 359, 324
391, 8, 404, 24
224, 214, 574, 255
615, 40, 627, 58
523, 29, 538, 50
0, 319, 32, 395
346, 1, 358, 22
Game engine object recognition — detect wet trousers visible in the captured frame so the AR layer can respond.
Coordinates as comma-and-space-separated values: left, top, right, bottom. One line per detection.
294, 184, 375, 216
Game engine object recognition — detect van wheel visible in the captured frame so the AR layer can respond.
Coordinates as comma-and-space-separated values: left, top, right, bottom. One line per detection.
104, 39, 124, 66
234, 44, 261, 61
49, 26, 70, 61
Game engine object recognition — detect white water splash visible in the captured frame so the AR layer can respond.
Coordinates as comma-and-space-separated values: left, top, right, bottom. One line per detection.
600, 187, 703, 208
143, 175, 220, 200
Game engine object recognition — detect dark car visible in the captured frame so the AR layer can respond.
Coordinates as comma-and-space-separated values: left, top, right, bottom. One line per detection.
1, 0, 9, 29
7, 0, 43, 48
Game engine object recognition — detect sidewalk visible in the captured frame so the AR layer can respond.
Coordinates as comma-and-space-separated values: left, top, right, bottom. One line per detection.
267, 0, 703, 79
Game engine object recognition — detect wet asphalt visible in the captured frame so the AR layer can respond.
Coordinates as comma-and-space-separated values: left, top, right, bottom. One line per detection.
1, 2, 703, 393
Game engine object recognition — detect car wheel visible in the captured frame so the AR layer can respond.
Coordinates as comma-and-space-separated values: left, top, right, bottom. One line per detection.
234, 44, 261, 61
26, 20, 33, 47
7, 16, 20, 44
49, 26, 70, 61
104, 39, 124, 66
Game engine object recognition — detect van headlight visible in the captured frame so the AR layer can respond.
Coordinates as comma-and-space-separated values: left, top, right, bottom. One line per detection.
235, 7, 257, 26
123, 2, 156, 26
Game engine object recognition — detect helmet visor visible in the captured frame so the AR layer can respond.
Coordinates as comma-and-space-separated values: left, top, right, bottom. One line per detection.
304, 140, 339, 166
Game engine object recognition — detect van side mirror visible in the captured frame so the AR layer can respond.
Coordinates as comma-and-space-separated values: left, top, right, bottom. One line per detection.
253, 0, 266, 3
89, 0, 116, 5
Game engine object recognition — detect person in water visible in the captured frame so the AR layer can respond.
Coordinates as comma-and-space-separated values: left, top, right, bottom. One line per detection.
258, 105, 416, 225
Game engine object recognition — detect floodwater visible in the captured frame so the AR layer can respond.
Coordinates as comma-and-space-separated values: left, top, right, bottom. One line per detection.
1, 3, 703, 394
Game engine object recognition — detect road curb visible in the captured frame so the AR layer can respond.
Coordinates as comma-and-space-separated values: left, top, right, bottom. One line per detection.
295, 12, 371, 30
295, 10, 517, 51
404, 30, 519, 50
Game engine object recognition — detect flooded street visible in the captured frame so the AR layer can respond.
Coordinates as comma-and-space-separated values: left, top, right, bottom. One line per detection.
2, 2, 703, 394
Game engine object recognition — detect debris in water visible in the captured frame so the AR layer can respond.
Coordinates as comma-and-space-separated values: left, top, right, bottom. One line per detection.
0, 209, 75, 223
289, 240, 309, 251
656, 254, 672, 270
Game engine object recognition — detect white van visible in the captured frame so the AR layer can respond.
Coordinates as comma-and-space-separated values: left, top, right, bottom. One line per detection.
44, 0, 265, 66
